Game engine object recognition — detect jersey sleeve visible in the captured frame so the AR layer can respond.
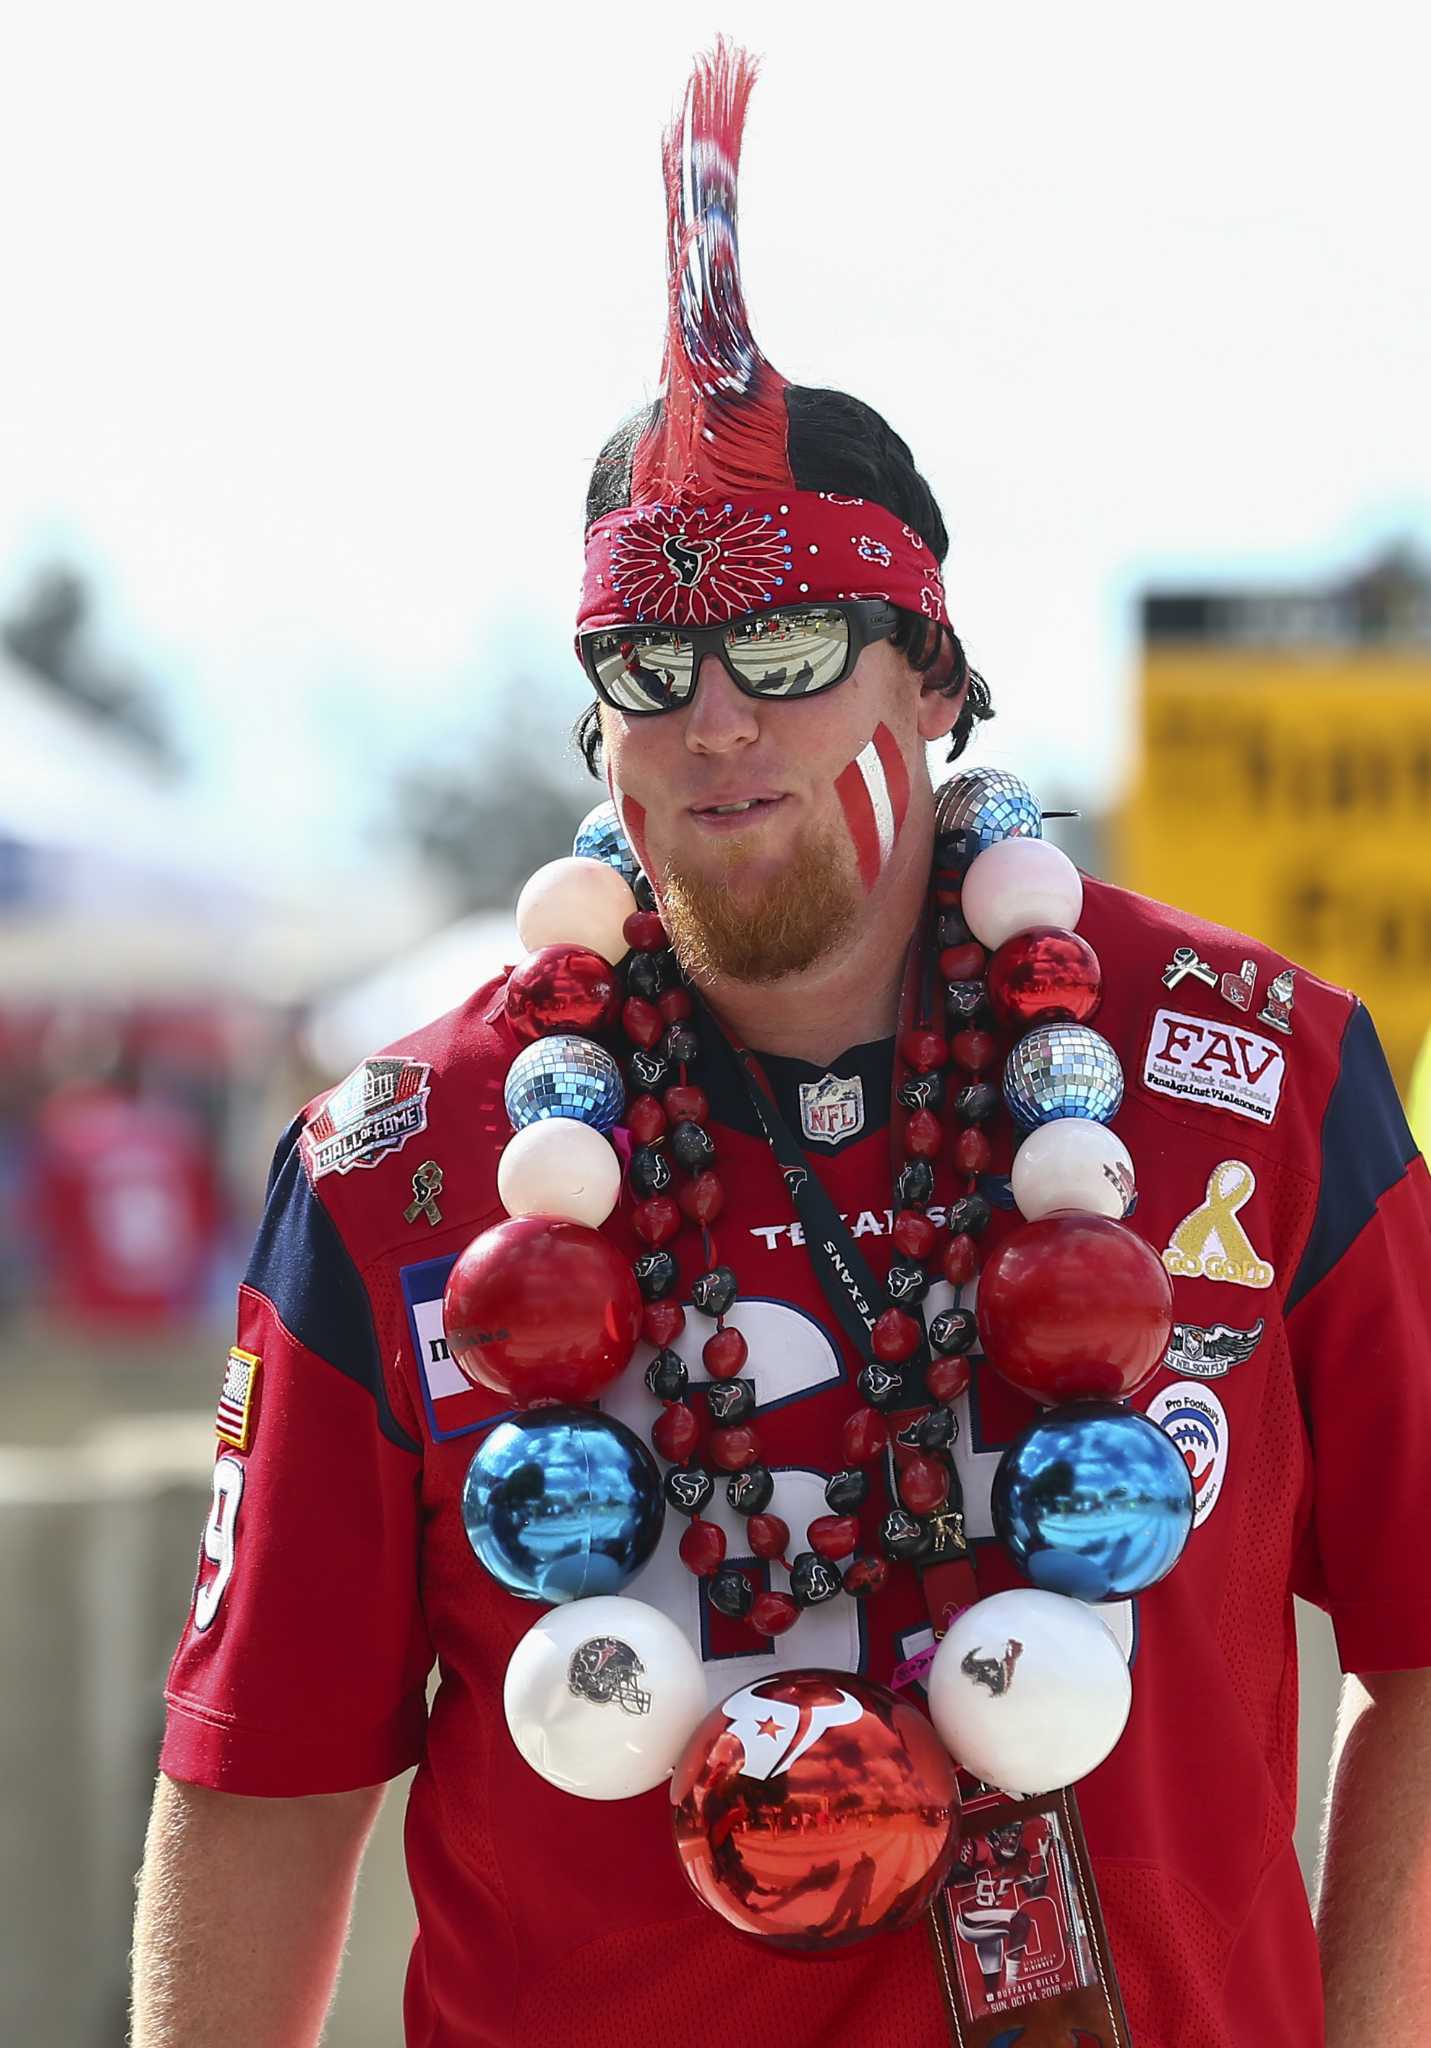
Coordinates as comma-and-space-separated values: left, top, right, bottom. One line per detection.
161, 1118, 434, 1795
1287, 1002, 1431, 1675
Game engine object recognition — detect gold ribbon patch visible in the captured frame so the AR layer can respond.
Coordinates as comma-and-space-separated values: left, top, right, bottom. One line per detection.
1163, 1160, 1274, 1290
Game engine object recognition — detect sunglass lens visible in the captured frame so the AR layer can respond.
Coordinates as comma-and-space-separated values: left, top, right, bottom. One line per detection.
588, 630, 696, 712
726, 607, 851, 695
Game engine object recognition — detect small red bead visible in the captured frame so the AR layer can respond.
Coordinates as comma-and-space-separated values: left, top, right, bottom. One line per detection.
843, 1408, 889, 1464
939, 942, 988, 982
900, 1027, 948, 1074
708, 1424, 761, 1472
892, 1209, 939, 1260
679, 1171, 725, 1225
664, 1082, 710, 1123
703, 1327, 749, 1380
905, 1107, 943, 1159
843, 1555, 890, 1597
623, 910, 670, 952
942, 1234, 980, 1287
807, 1513, 860, 1560
750, 1590, 800, 1637
658, 988, 694, 1024
953, 1127, 992, 1175
652, 1403, 700, 1462
747, 1513, 790, 1560
679, 1518, 726, 1576
632, 1195, 681, 1247
952, 1027, 998, 1074
643, 1300, 686, 1348
900, 1454, 950, 1514
622, 997, 664, 1049
626, 1093, 667, 1145
872, 1307, 921, 1363
927, 1355, 972, 1404
933, 883, 964, 910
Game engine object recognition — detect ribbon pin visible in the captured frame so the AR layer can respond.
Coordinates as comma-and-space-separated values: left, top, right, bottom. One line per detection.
1162, 945, 1218, 991
405, 1160, 445, 1227
1163, 1160, 1274, 1289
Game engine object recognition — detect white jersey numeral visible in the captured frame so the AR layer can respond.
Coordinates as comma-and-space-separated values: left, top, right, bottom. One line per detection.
194, 1455, 245, 1632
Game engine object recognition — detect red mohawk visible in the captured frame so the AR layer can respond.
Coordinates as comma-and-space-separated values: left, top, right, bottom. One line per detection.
630, 38, 794, 504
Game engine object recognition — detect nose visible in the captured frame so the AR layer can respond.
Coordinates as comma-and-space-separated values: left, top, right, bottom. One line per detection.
684, 653, 759, 754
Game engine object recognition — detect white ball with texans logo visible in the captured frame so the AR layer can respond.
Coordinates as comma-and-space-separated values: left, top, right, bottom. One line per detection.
927, 1588, 1131, 1798
1011, 1117, 1136, 1222
503, 1596, 707, 1800
516, 857, 639, 965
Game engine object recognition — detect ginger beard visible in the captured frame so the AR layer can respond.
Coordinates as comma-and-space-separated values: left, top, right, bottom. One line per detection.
660, 813, 861, 985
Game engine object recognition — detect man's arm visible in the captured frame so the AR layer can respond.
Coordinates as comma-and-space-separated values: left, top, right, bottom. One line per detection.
131, 1770, 387, 2048
1316, 1667, 1431, 2047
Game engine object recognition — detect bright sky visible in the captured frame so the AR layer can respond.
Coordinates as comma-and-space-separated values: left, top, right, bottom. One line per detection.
3, 1, 1428, 876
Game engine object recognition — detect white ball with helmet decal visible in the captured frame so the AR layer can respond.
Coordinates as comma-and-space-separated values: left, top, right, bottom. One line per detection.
960, 838, 1083, 951
497, 1116, 622, 1229
503, 1596, 708, 1800
1010, 1117, 1136, 1222
927, 1588, 1131, 1798
516, 857, 639, 965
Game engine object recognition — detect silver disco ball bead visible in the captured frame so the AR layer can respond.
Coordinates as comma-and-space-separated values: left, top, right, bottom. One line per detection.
573, 801, 641, 886
934, 770, 1043, 851
504, 1035, 626, 1135
1003, 1023, 1124, 1131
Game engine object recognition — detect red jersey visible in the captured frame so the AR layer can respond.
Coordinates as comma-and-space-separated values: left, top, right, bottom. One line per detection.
162, 875, 1431, 2047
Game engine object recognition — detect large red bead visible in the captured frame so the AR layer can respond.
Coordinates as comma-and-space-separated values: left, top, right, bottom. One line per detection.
658, 989, 694, 1025
951, 1028, 997, 1075
893, 1208, 939, 1260
621, 996, 664, 1049
938, 942, 987, 983
842, 1555, 890, 1597
899, 1454, 949, 1513
843, 1408, 888, 1464
703, 1327, 749, 1380
927, 1356, 971, 1405
942, 1234, 979, 1287
626, 1093, 667, 1145
952, 1127, 992, 1175
900, 1027, 948, 1074
679, 1171, 725, 1225
976, 1213, 1175, 1402
442, 1217, 641, 1405
708, 1424, 761, 1472
872, 1308, 921, 1363
807, 1513, 860, 1560
653, 1402, 701, 1462
905, 1108, 943, 1159
747, 1591, 800, 1637
664, 1082, 710, 1124
623, 910, 670, 952
747, 1513, 790, 1560
679, 1518, 727, 1576
671, 1671, 958, 1945
987, 926, 1102, 1031
643, 1299, 685, 1348
505, 945, 621, 1044
632, 1195, 682, 1247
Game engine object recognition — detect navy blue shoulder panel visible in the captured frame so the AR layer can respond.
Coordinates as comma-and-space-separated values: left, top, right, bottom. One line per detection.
244, 1120, 421, 1454
1285, 1002, 1420, 1316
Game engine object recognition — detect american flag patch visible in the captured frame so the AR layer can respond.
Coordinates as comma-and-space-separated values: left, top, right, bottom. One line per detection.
216, 1347, 261, 1450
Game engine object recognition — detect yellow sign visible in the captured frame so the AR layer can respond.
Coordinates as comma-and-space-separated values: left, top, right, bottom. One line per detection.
1119, 652, 1431, 1093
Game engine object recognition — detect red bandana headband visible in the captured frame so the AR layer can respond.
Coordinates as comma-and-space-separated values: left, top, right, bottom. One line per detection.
579, 491, 949, 635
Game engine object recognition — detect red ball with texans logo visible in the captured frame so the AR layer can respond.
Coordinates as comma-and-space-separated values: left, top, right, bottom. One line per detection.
976, 1213, 1173, 1402
505, 945, 622, 1045
671, 1670, 958, 1953
443, 1217, 641, 1406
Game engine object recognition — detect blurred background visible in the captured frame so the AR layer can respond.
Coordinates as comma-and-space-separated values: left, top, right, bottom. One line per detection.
1, 2, 1428, 2041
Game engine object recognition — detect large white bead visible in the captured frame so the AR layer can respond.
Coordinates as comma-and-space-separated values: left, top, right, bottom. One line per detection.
1011, 1118, 1136, 1221
961, 838, 1083, 950
503, 1596, 708, 1800
927, 1588, 1131, 1798
516, 857, 639, 965
497, 1117, 622, 1228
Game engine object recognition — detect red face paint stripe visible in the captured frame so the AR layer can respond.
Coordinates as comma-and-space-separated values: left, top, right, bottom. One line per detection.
872, 722, 910, 837
835, 758, 882, 892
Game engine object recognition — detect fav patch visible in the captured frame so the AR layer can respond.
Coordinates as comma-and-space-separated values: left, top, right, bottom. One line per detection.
1163, 1160, 1274, 1289
799, 1072, 866, 1144
1164, 1318, 1264, 1379
302, 1057, 432, 1179
215, 1347, 260, 1451
1142, 1008, 1286, 1127
1145, 1382, 1228, 1527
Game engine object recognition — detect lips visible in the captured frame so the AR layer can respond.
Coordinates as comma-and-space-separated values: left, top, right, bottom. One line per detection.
689, 793, 785, 817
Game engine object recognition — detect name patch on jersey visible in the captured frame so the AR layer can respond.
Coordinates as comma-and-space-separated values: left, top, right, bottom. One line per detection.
401, 1252, 498, 1440
798, 1073, 865, 1144
1145, 1382, 1228, 1527
1141, 1009, 1286, 1127
215, 1347, 261, 1451
1164, 1319, 1265, 1379
302, 1058, 432, 1178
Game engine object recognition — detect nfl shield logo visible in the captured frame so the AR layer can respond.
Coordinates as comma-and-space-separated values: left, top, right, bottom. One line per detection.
799, 1073, 865, 1145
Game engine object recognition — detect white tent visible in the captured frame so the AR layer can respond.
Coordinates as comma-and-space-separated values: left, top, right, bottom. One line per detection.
300, 909, 518, 1074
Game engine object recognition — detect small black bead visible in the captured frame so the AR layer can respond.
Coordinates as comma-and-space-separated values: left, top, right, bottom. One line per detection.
886, 1260, 930, 1306
896, 1159, 935, 1209
662, 1024, 701, 1068
879, 1507, 934, 1563
915, 1404, 958, 1451
897, 1070, 945, 1113
937, 908, 973, 948
929, 1307, 979, 1356
789, 1551, 843, 1608
705, 1378, 755, 1426
670, 1120, 716, 1174
632, 872, 658, 912
944, 979, 989, 1023
628, 1144, 673, 1198
644, 1347, 689, 1401
663, 1464, 714, 1518
691, 1264, 738, 1318
953, 1081, 1000, 1126
628, 1048, 670, 1093
824, 1468, 869, 1515
726, 1462, 774, 1515
707, 1566, 755, 1619
858, 1361, 905, 1411
625, 950, 672, 1001
634, 1250, 679, 1300
947, 1194, 993, 1238
934, 827, 981, 875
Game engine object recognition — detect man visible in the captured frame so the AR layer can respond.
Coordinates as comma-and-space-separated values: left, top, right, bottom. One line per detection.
132, 43, 1431, 2048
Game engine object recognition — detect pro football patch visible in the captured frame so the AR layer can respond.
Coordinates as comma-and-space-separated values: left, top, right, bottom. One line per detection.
1141, 1008, 1286, 1127
1145, 1382, 1228, 1527
301, 1057, 432, 1178
215, 1347, 260, 1451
